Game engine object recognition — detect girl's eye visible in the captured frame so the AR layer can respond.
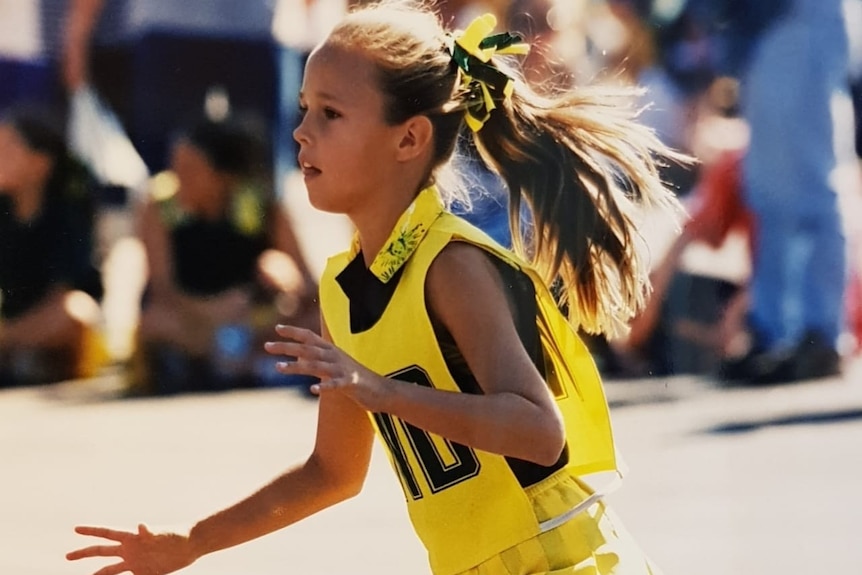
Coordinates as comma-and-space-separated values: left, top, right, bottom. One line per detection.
298, 104, 308, 116
323, 107, 341, 120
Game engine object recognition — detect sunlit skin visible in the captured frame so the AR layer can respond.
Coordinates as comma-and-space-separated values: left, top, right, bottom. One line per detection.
65, 38, 565, 575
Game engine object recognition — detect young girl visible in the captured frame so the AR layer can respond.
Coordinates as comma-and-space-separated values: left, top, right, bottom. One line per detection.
67, 1, 683, 573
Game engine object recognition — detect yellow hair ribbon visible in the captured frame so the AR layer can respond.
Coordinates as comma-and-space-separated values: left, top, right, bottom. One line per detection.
449, 13, 529, 132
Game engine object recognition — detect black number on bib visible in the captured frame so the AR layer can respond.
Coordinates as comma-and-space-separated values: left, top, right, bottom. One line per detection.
374, 409, 423, 499
374, 366, 480, 500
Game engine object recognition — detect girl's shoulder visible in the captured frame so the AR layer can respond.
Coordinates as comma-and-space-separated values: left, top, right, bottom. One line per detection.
432, 212, 526, 270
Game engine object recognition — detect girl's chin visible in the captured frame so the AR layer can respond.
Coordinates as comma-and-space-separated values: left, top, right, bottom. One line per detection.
306, 188, 343, 214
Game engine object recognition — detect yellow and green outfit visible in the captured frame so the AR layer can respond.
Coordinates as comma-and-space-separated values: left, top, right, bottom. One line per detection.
320, 187, 661, 575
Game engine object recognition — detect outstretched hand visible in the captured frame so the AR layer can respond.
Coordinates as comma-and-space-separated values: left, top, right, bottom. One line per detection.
66, 524, 197, 575
265, 324, 393, 411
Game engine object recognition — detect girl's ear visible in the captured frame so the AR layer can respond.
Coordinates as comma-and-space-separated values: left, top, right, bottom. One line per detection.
394, 115, 434, 162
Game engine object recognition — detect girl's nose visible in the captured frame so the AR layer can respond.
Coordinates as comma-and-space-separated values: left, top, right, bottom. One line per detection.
293, 117, 309, 145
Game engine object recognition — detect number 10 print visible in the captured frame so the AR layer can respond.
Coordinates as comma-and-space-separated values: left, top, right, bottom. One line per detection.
374, 366, 481, 500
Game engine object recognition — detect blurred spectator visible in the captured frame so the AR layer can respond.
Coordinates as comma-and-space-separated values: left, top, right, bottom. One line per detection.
131, 116, 319, 395
62, 0, 277, 176
584, 0, 859, 382
701, 0, 792, 79
600, 78, 753, 377
721, 0, 855, 383
0, 105, 107, 386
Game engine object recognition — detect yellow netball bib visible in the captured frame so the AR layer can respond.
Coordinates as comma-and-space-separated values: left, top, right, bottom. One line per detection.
320, 187, 620, 575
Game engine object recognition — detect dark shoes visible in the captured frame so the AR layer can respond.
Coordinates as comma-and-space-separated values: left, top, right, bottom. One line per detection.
718, 332, 841, 385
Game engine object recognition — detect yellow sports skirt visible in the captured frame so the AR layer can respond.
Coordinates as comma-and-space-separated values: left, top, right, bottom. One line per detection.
455, 473, 662, 575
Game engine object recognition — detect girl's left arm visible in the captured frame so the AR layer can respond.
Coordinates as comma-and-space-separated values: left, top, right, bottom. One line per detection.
271, 243, 565, 466
68, 320, 377, 575
394, 242, 566, 466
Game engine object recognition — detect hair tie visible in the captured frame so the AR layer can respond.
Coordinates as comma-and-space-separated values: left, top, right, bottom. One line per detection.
447, 14, 529, 132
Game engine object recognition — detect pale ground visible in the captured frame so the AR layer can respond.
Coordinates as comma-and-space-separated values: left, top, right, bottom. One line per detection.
2, 359, 860, 575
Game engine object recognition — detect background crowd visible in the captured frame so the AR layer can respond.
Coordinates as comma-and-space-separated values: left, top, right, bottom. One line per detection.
1, 0, 860, 392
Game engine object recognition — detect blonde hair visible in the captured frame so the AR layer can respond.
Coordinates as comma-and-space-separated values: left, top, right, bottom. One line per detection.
329, 0, 686, 336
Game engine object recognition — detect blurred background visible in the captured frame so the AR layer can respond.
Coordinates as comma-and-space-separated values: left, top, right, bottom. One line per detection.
1, 0, 861, 574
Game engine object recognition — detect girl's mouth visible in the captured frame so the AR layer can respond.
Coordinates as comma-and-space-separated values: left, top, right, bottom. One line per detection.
300, 161, 321, 178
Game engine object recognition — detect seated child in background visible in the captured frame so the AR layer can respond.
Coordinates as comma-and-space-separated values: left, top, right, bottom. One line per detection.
132, 116, 319, 395
0, 105, 106, 386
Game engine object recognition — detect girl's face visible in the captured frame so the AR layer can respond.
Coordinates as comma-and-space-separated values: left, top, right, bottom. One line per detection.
170, 140, 231, 210
0, 123, 51, 195
293, 43, 404, 214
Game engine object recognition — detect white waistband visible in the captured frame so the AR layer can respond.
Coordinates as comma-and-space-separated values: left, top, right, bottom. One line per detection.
536, 492, 604, 533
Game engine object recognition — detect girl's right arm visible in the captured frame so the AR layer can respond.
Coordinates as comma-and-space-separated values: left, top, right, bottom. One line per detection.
185, 376, 375, 556
66, 339, 376, 574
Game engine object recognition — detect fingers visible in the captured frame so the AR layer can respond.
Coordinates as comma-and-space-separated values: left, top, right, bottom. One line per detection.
67, 525, 133, 562
268, 345, 356, 386
312, 370, 360, 392
263, 340, 304, 358
93, 561, 131, 575
66, 526, 148, 575
74, 526, 133, 542
273, 355, 335, 380
66, 544, 123, 561
274, 323, 321, 343
267, 324, 362, 387
265, 332, 334, 369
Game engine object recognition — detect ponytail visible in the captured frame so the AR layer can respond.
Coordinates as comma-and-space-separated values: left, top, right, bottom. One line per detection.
472, 78, 687, 337
331, 3, 688, 336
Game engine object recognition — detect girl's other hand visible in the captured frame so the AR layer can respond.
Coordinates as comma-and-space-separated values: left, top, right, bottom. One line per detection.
66, 524, 197, 575
265, 324, 393, 412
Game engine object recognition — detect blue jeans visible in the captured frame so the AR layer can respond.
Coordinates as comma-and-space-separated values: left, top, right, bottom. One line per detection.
741, 0, 851, 351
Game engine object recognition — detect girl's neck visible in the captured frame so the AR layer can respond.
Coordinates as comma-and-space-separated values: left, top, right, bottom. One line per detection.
348, 163, 432, 266
352, 185, 423, 268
